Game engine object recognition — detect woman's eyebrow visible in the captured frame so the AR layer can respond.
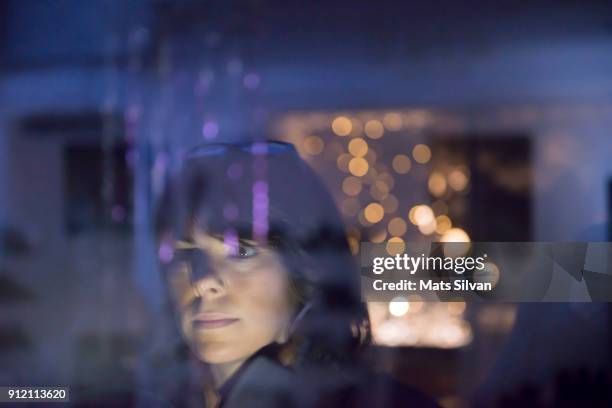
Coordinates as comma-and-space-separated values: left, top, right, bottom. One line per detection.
174, 240, 198, 249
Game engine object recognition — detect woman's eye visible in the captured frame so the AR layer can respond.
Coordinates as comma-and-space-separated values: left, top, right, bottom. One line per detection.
229, 243, 259, 259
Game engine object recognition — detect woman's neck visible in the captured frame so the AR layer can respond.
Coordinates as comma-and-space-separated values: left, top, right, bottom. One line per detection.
210, 359, 246, 388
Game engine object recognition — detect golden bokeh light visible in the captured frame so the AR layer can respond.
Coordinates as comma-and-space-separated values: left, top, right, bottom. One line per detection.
364, 120, 384, 139
392, 154, 412, 174
440, 228, 471, 243
303, 135, 324, 155
383, 112, 403, 131
332, 116, 352, 136
336, 153, 351, 173
428, 171, 447, 197
364, 202, 385, 223
342, 176, 362, 196
412, 144, 432, 164
358, 209, 373, 227
369, 227, 388, 243
388, 297, 409, 317
448, 168, 469, 191
386, 237, 405, 255
348, 157, 369, 177
388, 217, 407, 237
348, 138, 368, 157
435, 215, 452, 234
413, 205, 434, 226
369, 180, 390, 201
418, 218, 437, 235
381, 194, 399, 213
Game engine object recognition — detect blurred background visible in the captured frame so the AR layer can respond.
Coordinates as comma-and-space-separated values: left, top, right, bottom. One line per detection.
1, 0, 612, 406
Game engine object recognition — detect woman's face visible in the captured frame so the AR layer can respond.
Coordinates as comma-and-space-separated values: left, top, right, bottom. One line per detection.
166, 230, 294, 365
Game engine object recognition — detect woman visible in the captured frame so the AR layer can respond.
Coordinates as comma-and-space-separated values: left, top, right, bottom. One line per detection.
154, 141, 438, 407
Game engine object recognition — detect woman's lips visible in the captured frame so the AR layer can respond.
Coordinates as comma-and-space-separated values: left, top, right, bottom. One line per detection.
192, 313, 239, 329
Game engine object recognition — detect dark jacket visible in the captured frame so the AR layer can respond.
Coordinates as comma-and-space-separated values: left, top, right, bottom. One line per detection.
218, 345, 440, 408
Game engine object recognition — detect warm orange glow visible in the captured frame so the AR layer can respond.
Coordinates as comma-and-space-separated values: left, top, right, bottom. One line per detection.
435, 215, 452, 234
418, 218, 437, 235
381, 194, 399, 213
348, 157, 369, 177
369, 227, 388, 243
342, 176, 362, 196
303, 136, 324, 155
388, 217, 407, 237
364, 120, 384, 139
348, 138, 368, 157
369, 180, 390, 201
412, 144, 432, 164
448, 168, 469, 191
413, 205, 434, 226
428, 171, 447, 197
392, 154, 412, 174
386, 237, 405, 255
336, 153, 351, 173
440, 227, 470, 243
364, 202, 385, 223
332, 116, 352, 136
383, 112, 403, 131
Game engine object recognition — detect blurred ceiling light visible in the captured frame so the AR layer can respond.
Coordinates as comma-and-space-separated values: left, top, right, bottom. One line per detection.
336, 153, 351, 173
381, 194, 399, 214
388, 217, 407, 237
348, 138, 368, 157
369, 227, 388, 243
303, 135, 324, 155
440, 227, 470, 243
364, 203, 385, 223
386, 237, 405, 255
348, 157, 369, 177
418, 218, 437, 235
435, 215, 452, 234
412, 144, 432, 164
413, 205, 434, 226
358, 209, 373, 227
377, 172, 395, 190
428, 172, 447, 197
364, 120, 384, 139
389, 297, 410, 317
370, 180, 390, 201
392, 154, 412, 174
342, 176, 363, 196
332, 116, 352, 136
383, 112, 403, 131
448, 168, 469, 191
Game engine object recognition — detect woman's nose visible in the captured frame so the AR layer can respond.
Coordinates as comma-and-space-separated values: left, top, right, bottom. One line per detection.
194, 273, 225, 298
190, 251, 226, 298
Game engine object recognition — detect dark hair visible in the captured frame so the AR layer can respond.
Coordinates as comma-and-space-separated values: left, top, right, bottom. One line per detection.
155, 141, 370, 367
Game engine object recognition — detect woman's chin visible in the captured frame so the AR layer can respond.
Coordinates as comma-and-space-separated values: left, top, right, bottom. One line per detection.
194, 344, 248, 365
